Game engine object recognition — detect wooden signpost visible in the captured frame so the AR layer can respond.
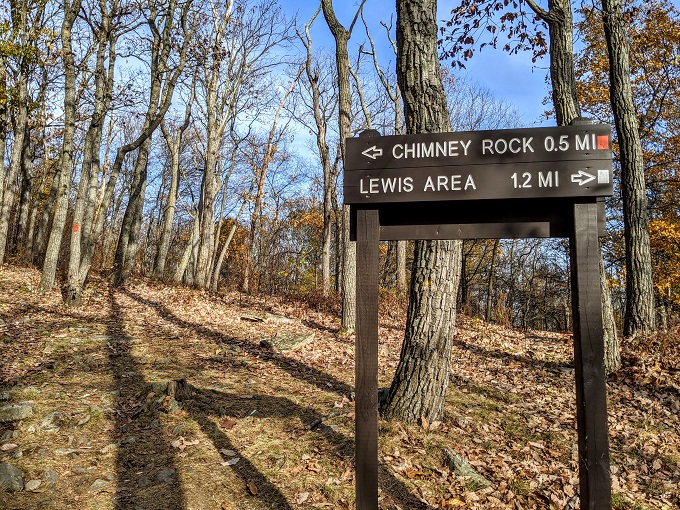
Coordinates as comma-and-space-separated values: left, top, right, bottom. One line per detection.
345, 122, 613, 510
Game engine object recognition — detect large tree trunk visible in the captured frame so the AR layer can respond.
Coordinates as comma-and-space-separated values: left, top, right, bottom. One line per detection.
65, 5, 116, 303
14, 134, 34, 262
381, 0, 462, 424
601, 0, 655, 337
382, 239, 461, 423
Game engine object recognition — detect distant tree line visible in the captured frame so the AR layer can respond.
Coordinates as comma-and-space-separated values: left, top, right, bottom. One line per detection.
1, 0, 678, 358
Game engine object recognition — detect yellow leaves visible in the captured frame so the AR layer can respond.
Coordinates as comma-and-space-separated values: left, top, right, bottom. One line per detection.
289, 209, 323, 230
649, 218, 680, 304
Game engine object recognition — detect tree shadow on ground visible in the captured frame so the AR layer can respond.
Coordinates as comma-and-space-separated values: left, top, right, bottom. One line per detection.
451, 336, 574, 374
173, 381, 425, 509
122, 289, 427, 509
121, 289, 353, 398
107, 289, 187, 510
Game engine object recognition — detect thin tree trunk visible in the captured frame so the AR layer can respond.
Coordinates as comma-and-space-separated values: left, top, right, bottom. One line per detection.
0, 79, 29, 264
299, 8, 338, 296
113, 136, 151, 286
527, 0, 620, 370
211, 196, 248, 291
39, 0, 84, 292
14, 134, 34, 262
321, 0, 365, 334
485, 238, 499, 322
601, 0, 655, 337
174, 214, 200, 284
154, 109, 191, 279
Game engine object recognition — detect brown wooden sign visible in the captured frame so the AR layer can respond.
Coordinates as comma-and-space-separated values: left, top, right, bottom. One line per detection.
349, 124, 613, 510
345, 124, 613, 203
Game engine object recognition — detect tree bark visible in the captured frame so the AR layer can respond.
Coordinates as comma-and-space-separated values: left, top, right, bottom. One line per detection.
321, 0, 365, 333
528, 0, 620, 371
155, 95, 193, 279
381, 0, 462, 424
299, 8, 339, 296
39, 0, 84, 292
601, 0, 656, 337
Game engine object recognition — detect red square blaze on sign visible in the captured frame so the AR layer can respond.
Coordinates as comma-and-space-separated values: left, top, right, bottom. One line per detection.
597, 136, 609, 150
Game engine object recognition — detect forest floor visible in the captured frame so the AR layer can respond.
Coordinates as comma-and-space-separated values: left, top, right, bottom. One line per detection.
0, 265, 679, 510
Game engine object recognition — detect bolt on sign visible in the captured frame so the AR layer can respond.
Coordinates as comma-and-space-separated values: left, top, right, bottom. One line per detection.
346, 122, 614, 510
344, 124, 613, 203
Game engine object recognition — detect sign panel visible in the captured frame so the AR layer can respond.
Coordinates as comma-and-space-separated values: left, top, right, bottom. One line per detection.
344, 124, 613, 204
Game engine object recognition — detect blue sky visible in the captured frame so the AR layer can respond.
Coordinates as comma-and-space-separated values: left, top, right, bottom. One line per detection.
280, 1, 556, 127
279, 0, 680, 129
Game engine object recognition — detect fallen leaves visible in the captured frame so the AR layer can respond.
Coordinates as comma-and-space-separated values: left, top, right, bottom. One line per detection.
2, 266, 679, 510
170, 436, 199, 451
220, 416, 238, 430
246, 481, 258, 495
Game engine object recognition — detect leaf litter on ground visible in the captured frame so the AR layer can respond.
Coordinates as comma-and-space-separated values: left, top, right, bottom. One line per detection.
0, 266, 678, 509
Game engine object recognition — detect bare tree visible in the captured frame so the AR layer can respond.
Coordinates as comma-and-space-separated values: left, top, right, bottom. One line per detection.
39, 0, 85, 292
189, 0, 293, 289
321, 0, 366, 334
361, 14, 408, 292
111, 0, 196, 289
297, 7, 342, 296
154, 81, 195, 280
242, 71, 300, 293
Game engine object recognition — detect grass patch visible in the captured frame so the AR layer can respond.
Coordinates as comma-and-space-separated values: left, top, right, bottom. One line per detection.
509, 478, 532, 496
611, 493, 648, 510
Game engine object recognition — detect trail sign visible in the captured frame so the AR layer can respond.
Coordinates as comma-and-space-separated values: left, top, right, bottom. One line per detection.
344, 124, 613, 203
348, 122, 614, 510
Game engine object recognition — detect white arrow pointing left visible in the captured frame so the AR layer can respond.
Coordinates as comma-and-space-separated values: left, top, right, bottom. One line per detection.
362, 145, 383, 160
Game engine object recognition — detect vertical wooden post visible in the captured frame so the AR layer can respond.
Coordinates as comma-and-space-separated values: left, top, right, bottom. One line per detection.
355, 208, 380, 510
570, 202, 612, 510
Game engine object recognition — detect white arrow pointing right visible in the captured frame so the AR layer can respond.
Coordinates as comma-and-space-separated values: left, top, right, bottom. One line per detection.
571, 170, 596, 186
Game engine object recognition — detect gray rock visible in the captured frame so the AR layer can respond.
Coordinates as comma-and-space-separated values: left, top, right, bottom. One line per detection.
266, 314, 297, 324
25, 479, 42, 491
40, 411, 65, 432
100, 443, 118, 454
443, 447, 492, 489
87, 479, 109, 492
73, 468, 97, 475
137, 476, 153, 488
268, 331, 315, 351
0, 391, 10, 401
0, 463, 24, 492
54, 448, 79, 456
1, 430, 18, 441
0, 402, 34, 422
43, 468, 58, 485
22, 387, 40, 396
156, 468, 176, 484
166, 399, 182, 412
148, 382, 168, 394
